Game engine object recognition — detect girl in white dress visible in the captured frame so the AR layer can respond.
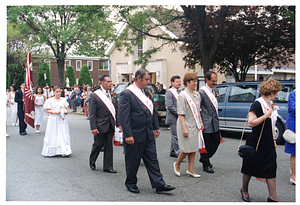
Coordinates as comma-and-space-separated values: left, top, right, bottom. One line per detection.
8, 84, 18, 126
42, 85, 72, 157
34, 86, 46, 133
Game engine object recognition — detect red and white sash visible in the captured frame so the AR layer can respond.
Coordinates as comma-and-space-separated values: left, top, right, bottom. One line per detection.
94, 89, 122, 146
169, 87, 178, 100
127, 83, 153, 115
256, 97, 278, 133
181, 90, 207, 153
200, 85, 218, 117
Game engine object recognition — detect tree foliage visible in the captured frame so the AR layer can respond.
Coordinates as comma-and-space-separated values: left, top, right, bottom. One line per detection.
65, 65, 76, 87
78, 64, 92, 86
214, 6, 295, 81
8, 5, 116, 86
113, 5, 230, 74
37, 63, 52, 87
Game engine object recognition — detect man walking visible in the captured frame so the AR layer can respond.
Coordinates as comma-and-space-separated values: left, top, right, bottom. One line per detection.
119, 68, 175, 194
15, 82, 27, 135
165, 75, 181, 157
89, 75, 121, 173
69, 87, 77, 112
198, 70, 220, 173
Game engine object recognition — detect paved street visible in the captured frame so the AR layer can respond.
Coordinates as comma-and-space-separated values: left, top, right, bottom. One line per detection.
6, 106, 295, 202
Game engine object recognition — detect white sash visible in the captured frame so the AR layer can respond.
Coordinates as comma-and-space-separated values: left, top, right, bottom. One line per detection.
256, 97, 278, 132
94, 89, 116, 121
181, 90, 207, 153
94, 89, 122, 146
169, 87, 178, 100
127, 83, 153, 115
200, 85, 218, 117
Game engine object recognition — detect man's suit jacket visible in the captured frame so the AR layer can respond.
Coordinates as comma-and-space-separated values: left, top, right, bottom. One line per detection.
89, 88, 119, 134
70, 90, 77, 102
118, 89, 159, 143
198, 89, 219, 133
15, 89, 24, 111
165, 90, 178, 125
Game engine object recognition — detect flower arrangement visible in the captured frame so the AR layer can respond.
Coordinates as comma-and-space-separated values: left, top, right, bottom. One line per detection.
271, 102, 279, 111
145, 89, 153, 99
111, 93, 116, 98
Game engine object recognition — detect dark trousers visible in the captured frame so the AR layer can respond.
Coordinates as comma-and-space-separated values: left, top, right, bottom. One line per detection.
89, 130, 114, 170
124, 139, 165, 189
200, 131, 220, 167
72, 100, 77, 112
169, 123, 179, 156
17, 109, 27, 134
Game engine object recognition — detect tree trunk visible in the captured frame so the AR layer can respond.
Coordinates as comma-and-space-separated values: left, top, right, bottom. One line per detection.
56, 58, 65, 86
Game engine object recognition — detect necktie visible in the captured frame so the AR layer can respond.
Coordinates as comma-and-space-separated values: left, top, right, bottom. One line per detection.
106, 91, 111, 101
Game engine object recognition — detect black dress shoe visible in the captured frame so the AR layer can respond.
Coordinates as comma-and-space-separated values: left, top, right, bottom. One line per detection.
103, 169, 117, 173
156, 184, 176, 193
203, 166, 214, 173
127, 186, 140, 194
240, 189, 250, 202
89, 163, 96, 170
170, 154, 178, 158
20, 132, 27, 135
267, 197, 278, 202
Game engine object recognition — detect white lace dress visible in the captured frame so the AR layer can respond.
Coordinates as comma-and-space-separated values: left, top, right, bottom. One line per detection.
9, 92, 18, 125
41, 97, 71, 157
34, 95, 45, 126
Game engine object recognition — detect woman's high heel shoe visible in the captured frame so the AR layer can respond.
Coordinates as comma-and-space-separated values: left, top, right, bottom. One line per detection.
173, 162, 180, 177
186, 170, 201, 178
290, 178, 296, 185
240, 189, 250, 202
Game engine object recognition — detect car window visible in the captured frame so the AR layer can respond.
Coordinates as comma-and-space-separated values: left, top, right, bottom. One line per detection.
216, 86, 227, 103
113, 84, 126, 95
146, 84, 157, 94
228, 85, 257, 103
273, 84, 294, 104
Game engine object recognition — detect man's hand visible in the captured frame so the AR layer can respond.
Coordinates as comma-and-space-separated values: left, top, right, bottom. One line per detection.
126, 136, 134, 145
154, 130, 160, 138
118, 126, 123, 133
92, 129, 99, 136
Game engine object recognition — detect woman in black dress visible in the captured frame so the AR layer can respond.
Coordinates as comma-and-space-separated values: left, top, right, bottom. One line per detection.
241, 79, 282, 202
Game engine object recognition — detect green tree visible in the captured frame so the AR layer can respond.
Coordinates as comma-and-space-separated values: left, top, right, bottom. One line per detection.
214, 6, 295, 81
113, 5, 230, 74
65, 65, 76, 87
8, 5, 116, 86
78, 64, 92, 86
37, 63, 52, 87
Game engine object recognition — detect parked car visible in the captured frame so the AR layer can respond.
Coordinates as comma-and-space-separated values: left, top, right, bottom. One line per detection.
113, 82, 167, 121
215, 80, 295, 144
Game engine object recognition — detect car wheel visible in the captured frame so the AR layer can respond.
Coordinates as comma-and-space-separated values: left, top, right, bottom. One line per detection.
274, 121, 285, 145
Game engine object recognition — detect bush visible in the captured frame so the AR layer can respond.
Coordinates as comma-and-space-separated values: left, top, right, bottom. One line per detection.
78, 64, 92, 86
65, 65, 76, 87
37, 63, 52, 87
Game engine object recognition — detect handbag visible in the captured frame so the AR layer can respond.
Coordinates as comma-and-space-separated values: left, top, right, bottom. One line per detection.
283, 129, 296, 144
238, 111, 266, 159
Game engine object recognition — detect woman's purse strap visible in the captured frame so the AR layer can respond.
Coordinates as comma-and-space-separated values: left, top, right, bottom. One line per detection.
238, 110, 266, 151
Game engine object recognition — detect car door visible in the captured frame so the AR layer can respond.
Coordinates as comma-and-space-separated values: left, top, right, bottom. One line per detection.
225, 84, 258, 132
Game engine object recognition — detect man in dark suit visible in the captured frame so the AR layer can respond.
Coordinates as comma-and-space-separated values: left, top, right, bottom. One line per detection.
165, 75, 181, 157
89, 75, 121, 173
198, 71, 220, 173
119, 68, 175, 194
15, 82, 27, 135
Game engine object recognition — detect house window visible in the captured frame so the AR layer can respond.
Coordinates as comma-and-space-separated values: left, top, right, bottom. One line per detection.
44, 59, 51, 70
65, 60, 71, 70
99, 61, 109, 70
87, 61, 93, 71
76, 60, 82, 71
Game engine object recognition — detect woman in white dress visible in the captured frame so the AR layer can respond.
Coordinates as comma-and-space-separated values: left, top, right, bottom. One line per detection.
42, 85, 72, 157
8, 84, 18, 126
34, 86, 46, 133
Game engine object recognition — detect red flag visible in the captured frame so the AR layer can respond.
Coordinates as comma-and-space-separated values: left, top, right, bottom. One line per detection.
24, 50, 35, 128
